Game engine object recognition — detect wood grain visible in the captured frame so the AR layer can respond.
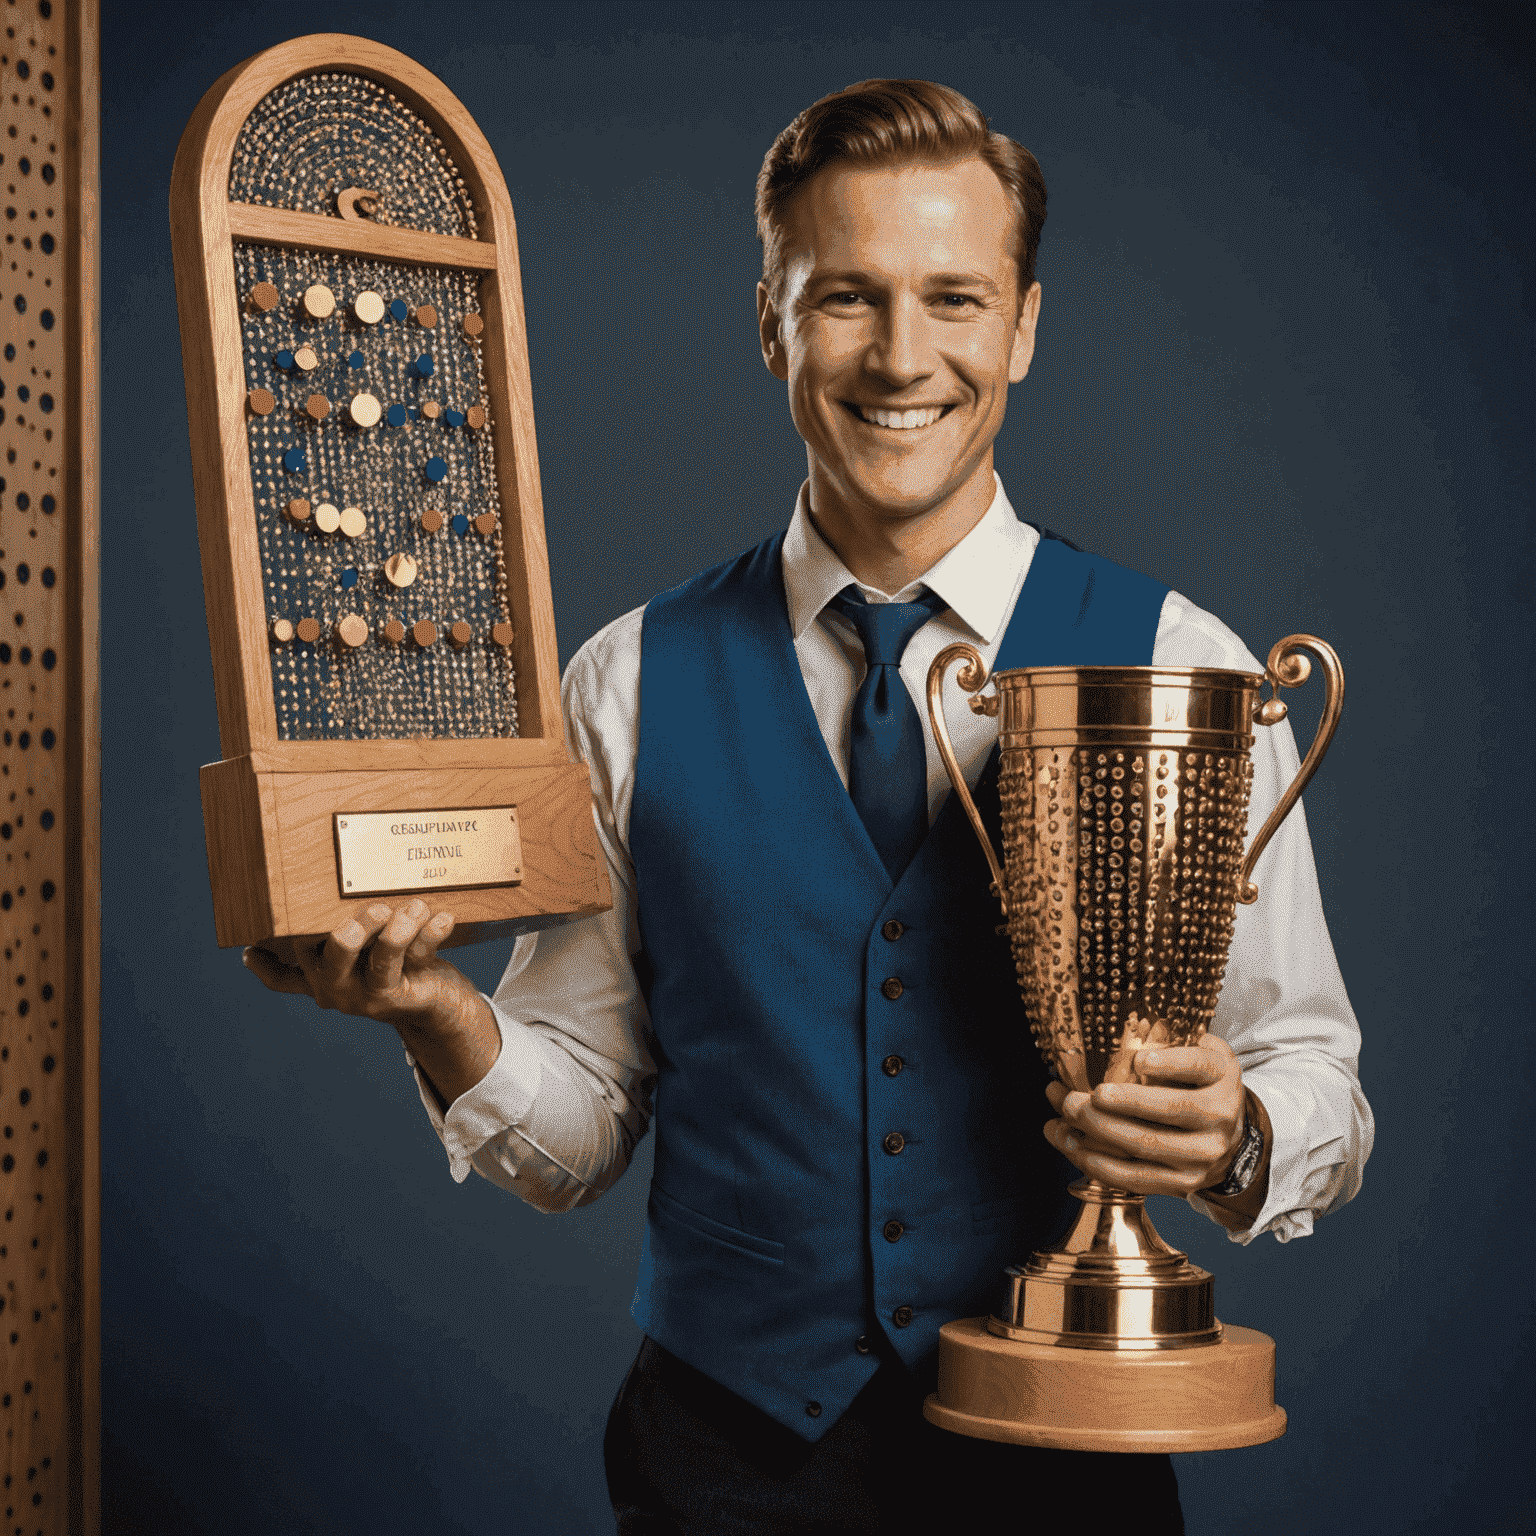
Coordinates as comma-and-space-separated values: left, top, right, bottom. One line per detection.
67, 6, 103, 1529
199, 757, 285, 947
226, 202, 499, 270
244, 737, 570, 773
1, 4, 104, 1528
924, 1316, 1287, 1453
201, 756, 609, 948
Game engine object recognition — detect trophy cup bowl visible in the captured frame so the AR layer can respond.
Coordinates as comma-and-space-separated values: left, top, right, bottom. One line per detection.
920, 635, 1344, 1452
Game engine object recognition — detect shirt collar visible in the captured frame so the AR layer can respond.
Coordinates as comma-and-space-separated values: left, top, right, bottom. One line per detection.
781, 472, 1040, 646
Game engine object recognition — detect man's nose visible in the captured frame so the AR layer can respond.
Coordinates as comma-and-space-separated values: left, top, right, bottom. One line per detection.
865, 294, 932, 385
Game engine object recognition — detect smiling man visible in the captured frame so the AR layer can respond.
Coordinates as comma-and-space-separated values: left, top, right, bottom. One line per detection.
248, 80, 1370, 1535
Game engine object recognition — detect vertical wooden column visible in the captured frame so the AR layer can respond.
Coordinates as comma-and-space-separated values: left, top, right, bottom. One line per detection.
0, 1, 100, 1533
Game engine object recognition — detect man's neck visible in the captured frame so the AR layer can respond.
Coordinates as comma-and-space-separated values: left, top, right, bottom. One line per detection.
806, 468, 996, 594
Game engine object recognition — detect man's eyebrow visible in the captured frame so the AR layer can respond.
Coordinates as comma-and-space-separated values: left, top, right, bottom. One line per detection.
802, 269, 1004, 294
803, 268, 881, 289
925, 271, 1003, 294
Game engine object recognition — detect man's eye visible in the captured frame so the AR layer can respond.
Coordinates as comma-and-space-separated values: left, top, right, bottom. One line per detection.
937, 293, 979, 308
825, 291, 869, 307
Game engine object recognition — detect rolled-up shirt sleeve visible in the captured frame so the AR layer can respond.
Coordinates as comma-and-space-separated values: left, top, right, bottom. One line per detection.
411, 606, 657, 1213
1153, 594, 1373, 1243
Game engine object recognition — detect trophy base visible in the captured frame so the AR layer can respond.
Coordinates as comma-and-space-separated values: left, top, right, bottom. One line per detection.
923, 1316, 1286, 1452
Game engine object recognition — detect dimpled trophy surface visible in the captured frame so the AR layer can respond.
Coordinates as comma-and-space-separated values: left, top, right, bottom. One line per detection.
1000, 683, 1255, 1096
920, 638, 1343, 1452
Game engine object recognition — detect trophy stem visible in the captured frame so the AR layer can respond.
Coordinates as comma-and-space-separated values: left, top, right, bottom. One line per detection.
990, 1178, 1220, 1349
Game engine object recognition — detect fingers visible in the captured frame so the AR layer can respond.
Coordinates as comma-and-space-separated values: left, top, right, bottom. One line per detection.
405, 909, 455, 965
364, 903, 419, 993
286, 902, 456, 1018
1043, 1035, 1245, 1193
1042, 1117, 1215, 1197
1130, 1044, 1229, 1089
1047, 1082, 1231, 1180
1091, 1081, 1229, 1132
366, 900, 454, 984
242, 946, 316, 998
1075, 1090, 1230, 1159
311, 909, 389, 997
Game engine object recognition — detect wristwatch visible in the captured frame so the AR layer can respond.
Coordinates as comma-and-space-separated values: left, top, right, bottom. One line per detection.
1205, 1095, 1266, 1197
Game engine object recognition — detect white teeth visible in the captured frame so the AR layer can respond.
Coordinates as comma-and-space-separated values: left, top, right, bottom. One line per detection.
859, 406, 946, 429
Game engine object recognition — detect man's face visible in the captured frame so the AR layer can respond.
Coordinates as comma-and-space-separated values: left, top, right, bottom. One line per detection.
758, 156, 1040, 535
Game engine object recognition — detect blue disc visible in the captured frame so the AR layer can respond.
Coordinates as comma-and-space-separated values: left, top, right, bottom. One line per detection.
340, 568, 358, 589
451, 514, 469, 536
389, 298, 409, 321
275, 349, 295, 370
425, 456, 448, 482
348, 350, 365, 369
414, 353, 434, 377
282, 448, 307, 474
444, 408, 466, 428
386, 403, 408, 428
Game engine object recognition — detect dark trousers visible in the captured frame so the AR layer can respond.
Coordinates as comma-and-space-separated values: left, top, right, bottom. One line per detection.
604, 1336, 1184, 1535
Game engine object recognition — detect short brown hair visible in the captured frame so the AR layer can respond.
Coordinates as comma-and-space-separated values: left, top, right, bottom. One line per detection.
755, 79, 1047, 306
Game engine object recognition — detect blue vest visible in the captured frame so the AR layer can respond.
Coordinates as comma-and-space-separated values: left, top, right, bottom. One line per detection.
629, 529, 1168, 1439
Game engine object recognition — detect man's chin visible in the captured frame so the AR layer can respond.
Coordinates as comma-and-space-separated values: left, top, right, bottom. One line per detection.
824, 466, 989, 527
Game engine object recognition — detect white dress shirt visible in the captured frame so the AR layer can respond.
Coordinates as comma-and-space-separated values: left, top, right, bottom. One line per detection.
414, 477, 1373, 1246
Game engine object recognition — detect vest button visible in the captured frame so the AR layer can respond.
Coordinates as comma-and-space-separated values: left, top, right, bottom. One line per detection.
882, 1131, 906, 1156
881, 1054, 904, 1077
805, 1401, 822, 1419
880, 977, 904, 1001
881, 919, 905, 941
883, 1219, 905, 1243
892, 1304, 914, 1329
855, 1335, 872, 1355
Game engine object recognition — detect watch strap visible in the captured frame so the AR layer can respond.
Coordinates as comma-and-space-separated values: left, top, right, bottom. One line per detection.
1206, 1093, 1265, 1197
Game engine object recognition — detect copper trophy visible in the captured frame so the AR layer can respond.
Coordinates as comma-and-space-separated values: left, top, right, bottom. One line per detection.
922, 635, 1343, 1451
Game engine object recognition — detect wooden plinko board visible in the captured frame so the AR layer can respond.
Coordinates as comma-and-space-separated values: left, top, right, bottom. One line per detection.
170, 35, 609, 947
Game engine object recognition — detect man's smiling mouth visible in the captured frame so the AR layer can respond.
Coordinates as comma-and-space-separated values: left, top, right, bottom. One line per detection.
845, 404, 953, 430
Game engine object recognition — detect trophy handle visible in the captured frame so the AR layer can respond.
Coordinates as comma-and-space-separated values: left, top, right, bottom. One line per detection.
1238, 633, 1345, 904
926, 643, 1009, 915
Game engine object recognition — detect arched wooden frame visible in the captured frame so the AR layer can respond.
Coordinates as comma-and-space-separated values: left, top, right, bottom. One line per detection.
171, 35, 607, 948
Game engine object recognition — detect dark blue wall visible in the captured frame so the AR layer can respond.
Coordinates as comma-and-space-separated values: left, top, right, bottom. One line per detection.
102, 3, 1531, 1531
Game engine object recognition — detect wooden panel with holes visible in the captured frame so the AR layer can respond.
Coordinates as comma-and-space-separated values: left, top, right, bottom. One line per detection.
0, 2, 99, 1535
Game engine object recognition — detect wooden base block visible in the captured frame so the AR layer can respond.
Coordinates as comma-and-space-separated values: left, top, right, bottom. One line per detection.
199, 752, 609, 948
923, 1315, 1287, 1453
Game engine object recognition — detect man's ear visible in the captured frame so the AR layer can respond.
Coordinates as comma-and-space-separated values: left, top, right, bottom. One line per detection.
1009, 281, 1043, 385
758, 282, 790, 382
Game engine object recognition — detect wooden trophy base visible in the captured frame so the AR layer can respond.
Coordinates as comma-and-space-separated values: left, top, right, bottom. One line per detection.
923, 1316, 1287, 1453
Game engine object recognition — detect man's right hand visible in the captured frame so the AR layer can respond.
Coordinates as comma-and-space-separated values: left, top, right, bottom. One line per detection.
243, 899, 503, 1106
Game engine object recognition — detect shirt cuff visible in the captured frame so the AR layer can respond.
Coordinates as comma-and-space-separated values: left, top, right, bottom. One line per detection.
410, 997, 543, 1184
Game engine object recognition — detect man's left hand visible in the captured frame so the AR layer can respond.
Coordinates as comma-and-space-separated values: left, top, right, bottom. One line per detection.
1043, 1035, 1247, 1198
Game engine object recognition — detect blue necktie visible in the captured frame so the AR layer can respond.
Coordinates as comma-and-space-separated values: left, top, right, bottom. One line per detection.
828, 584, 950, 881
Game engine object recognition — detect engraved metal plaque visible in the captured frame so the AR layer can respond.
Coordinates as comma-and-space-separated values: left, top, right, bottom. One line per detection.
334, 806, 523, 897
